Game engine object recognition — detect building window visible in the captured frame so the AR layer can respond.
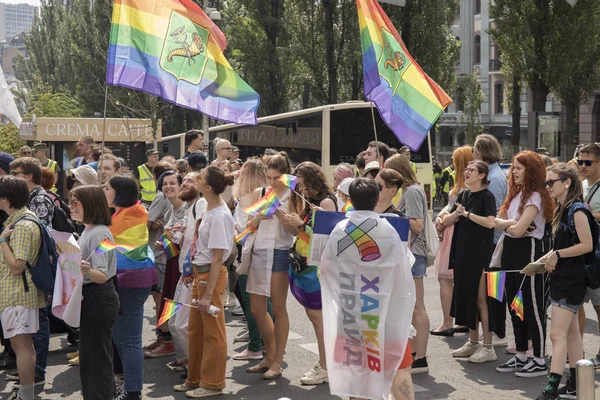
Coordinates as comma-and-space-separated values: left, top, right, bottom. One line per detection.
474, 35, 481, 65
495, 83, 504, 114
475, 0, 481, 14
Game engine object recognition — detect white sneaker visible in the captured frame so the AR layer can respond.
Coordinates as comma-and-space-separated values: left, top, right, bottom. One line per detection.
223, 293, 239, 309
452, 341, 481, 358
302, 362, 320, 377
479, 333, 509, 347
468, 346, 498, 363
300, 364, 328, 385
185, 387, 223, 398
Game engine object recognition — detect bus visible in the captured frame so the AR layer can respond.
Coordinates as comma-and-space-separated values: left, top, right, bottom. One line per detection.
159, 101, 435, 208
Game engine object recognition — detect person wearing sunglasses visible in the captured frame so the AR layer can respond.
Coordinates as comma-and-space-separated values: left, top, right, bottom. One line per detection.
494, 151, 554, 378
19, 146, 31, 158
535, 163, 593, 400
576, 143, 600, 367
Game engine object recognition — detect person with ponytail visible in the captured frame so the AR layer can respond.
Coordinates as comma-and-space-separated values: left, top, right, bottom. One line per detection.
174, 166, 235, 398
442, 161, 497, 364
494, 151, 554, 378
536, 164, 592, 400
245, 152, 296, 379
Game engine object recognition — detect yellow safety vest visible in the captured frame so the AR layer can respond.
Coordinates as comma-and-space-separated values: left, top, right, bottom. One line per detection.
138, 164, 157, 202
46, 159, 58, 193
442, 166, 454, 193
433, 172, 441, 198
410, 161, 417, 174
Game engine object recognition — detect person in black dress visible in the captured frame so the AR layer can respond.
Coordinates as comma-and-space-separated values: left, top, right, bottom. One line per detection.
536, 164, 593, 400
442, 161, 497, 364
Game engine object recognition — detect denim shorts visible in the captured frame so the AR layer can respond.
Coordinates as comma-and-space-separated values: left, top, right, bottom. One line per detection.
272, 249, 290, 273
412, 254, 427, 278
551, 297, 582, 314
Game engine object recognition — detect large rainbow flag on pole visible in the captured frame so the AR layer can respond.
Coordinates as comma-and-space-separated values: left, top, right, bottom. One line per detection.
106, 0, 260, 125
109, 203, 157, 288
357, 0, 452, 151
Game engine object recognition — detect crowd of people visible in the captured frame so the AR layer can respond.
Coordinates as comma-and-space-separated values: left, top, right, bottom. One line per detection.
0, 131, 597, 400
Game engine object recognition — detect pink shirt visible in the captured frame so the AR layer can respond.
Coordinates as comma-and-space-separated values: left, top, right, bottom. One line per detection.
506, 191, 545, 240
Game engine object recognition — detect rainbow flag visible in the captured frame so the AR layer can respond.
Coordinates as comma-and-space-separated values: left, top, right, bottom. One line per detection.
95, 238, 137, 255
341, 199, 355, 212
110, 203, 157, 288
159, 234, 180, 259
357, 0, 452, 151
487, 271, 506, 302
243, 188, 280, 217
106, 0, 260, 125
234, 227, 257, 245
510, 290, 525, 321
157, 299, 184, 327
278, 174, 297, 191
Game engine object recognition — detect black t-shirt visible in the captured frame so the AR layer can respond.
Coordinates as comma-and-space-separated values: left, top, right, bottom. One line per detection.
550, 205, 589, 305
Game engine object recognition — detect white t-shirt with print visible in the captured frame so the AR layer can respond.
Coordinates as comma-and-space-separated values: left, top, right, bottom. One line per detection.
179, 198, 207, 273
192, 203, 234, 266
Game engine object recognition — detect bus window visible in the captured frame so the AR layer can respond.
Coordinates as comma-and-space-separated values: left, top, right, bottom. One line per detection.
329, 108, 431, 165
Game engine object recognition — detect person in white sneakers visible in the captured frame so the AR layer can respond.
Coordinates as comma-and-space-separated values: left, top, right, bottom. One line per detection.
442, 161, 498, 364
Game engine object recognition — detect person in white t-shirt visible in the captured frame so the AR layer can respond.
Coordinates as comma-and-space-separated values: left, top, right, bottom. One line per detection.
174, 166, 234, 398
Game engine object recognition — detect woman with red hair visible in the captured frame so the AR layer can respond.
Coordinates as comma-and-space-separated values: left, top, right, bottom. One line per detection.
494, 151, 554, 378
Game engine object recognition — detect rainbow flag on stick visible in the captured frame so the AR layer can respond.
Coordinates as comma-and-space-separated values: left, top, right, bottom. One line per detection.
157, 299, 184, 327
95, 238, 137, 255
510, 290, 525, 321
106, 0, 260, 125
160, 234, 180, 259
234, 227, 257, 245
244, 188, 280, 217
278, 174, 297, 191
487, 271, 506, 302
357, 0, 452, 151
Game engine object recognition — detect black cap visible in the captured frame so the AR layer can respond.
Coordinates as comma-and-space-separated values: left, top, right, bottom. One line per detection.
0, 153, 14, 174
187, 151, 207, 169
33, 143, 47, 151
146, 148, 159, 156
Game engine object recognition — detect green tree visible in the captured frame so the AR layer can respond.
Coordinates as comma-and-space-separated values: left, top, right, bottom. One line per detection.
456, 74, 485, 145
28, 88, 85, 118
0, 125, 24, 155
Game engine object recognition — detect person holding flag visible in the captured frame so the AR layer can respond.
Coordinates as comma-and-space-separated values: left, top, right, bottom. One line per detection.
69, 185, 119, 400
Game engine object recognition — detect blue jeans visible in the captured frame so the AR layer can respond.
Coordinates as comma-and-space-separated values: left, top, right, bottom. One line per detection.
33, 306, 49, 379
113, 287, 150, 392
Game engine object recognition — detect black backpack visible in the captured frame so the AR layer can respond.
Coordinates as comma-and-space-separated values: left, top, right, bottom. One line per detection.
567, 202, 600, 289
16, 215, 59, 294
46, 191, 76, 234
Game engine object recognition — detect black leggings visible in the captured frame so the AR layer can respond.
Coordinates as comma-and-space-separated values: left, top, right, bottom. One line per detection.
501, 236, 549, 357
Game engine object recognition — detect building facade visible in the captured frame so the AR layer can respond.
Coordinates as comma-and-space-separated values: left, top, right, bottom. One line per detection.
0, 2, 37, 42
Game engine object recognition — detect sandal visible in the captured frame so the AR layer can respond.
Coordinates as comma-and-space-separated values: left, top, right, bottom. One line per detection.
247, 361, 270, 373
263, 368, 283, 380
167, 358, 187, 371
173, 363, 187, 373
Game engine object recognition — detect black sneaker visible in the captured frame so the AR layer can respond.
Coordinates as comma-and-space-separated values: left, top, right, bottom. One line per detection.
557, 383, 576, 399
115, 391, 142, 400
536, 389, 559, 400
591, 354, 600, 368
13, 376, 45, 388
411, 357, 428, 374
515, 359, 548, 377
496, 355, 528, 373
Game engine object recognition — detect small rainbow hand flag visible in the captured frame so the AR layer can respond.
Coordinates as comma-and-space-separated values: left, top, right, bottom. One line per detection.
342, 199, 355, 212
510, 290, 525, 321
160, 234, 180, 259
157, 299, 184, 327
95, 238, 136, 255
278, 174, 297, 191
487, 271, 506, 302
234, 227, 258, 245
244, 188, 281, 217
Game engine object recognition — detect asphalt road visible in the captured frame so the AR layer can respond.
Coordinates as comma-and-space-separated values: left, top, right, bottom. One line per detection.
2, 274, 600, 400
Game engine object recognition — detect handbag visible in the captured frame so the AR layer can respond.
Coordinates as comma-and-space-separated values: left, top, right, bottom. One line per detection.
289, 246, 309, 274
489, 234, 505, 270
236, 231, 256, 275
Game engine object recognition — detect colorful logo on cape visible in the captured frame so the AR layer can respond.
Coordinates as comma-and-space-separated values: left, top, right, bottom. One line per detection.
337, 219, 381, 262
159, 11, 210, 84
377, 27, 410, 96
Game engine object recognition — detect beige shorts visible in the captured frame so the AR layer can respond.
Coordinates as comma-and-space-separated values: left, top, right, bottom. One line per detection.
0, 306, 39, 339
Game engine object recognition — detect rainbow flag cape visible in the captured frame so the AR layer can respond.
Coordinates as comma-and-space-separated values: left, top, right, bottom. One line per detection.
357, 0, 452, 151
487, 271, 506, 302
234, 227, 257, 245
243, 188, 280, 217
278, 174, 297, 191
157, 299, 184, 327
341, 199, 355, 212
95, 238, 137, 255
510, 289, 525, 321
110, 203, 157, 288
106, 0, 260, 125
159, 234, 180, 259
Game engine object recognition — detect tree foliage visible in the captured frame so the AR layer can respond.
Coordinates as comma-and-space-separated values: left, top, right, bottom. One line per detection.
456, 74, 485, 145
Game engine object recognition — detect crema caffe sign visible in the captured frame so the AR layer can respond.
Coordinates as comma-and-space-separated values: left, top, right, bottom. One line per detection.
30, 118, 162, 142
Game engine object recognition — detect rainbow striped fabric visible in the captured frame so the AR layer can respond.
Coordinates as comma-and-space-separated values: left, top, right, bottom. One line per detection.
487, 271, 506, 302
357, 0, 452, 151
289, 211, 322, 310
234, 227, 257, 245
106, 0, 260, 125
278, 174, 297, 191
159, 234, 180, 259
341, 199, 355, 212
95, 238, 136, 255
110, 203, 157, 288
157, 299, 184, 327
510, 289, 525, 321
243, 188, 280, 217
338, 219, 381, 262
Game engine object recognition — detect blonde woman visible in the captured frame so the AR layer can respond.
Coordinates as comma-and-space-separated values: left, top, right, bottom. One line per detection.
431, 146, 473, 336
